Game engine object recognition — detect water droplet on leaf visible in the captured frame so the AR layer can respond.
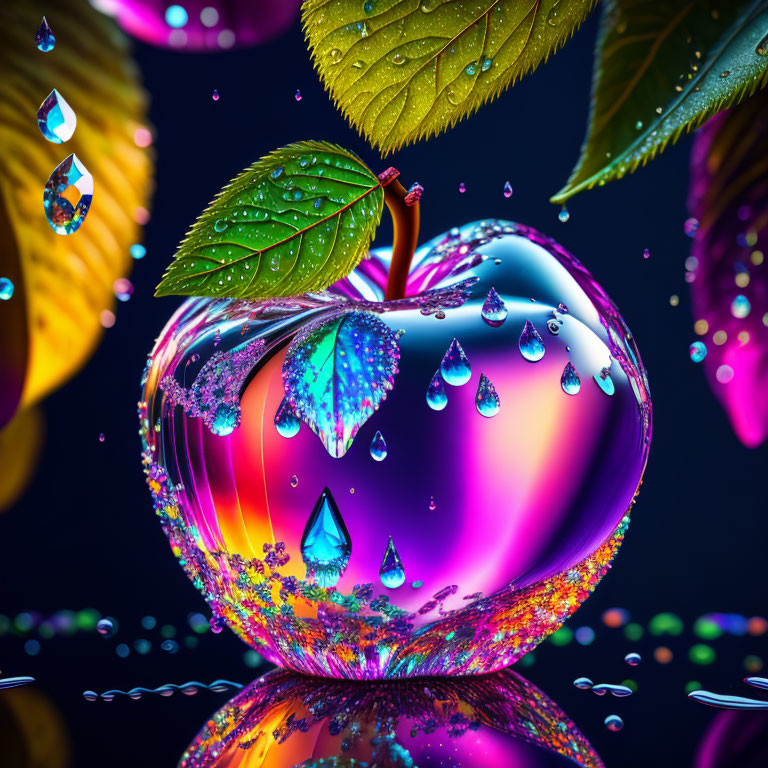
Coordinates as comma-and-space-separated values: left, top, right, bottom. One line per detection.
274, 397, 300, 438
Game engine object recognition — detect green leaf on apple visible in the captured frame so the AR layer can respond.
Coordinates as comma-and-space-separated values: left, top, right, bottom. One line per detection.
155, 141, 385, 299
551, 0, 768, 204
303, 0, 597, 155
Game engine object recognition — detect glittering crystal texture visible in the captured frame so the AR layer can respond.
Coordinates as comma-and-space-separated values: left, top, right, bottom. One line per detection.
43, 154, 93, 235
37, 89, 77, 144
140, 220, 651, 678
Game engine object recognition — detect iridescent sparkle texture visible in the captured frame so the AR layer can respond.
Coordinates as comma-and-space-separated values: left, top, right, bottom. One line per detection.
179, 669, 603, 768
140, 221, 651, 678
43, 154, 93, 235
37, 89, 77, 144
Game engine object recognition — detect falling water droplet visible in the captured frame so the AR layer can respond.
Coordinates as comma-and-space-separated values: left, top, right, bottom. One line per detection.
0, 278, 14, 301
503, 180, 513, 198
561, 362, 581, 395
290, 474, 299, 487
475, 373, 500, 417
625, 652, 642, 666
37, 90, 77, 144
458, 182, 466, 193
98, 432, 106, 442
36, 17, 55, 52
643, 247, 650, 259
574, 677, 594, 689
519, 321, 545, 362
379, 535, 405, 588
440, 338, 471, 385
558, 205, 570, 223
604, 715, 624, 732
43, 154, 93, 235
96, 618, 115, 637
428, 496, 436, 511
594, 367, 615, 396
369, 430, 387, 461
689, 341, 707, 363
295, 89, 302, 102
274, 397, 300, 437
481, 287, 507, 327
426, 370, 448, 410
301, 488, 351, 588
212, 89, 220, 101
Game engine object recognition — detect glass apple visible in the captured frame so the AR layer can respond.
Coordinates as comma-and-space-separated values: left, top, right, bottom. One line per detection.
140, 219, 651, 678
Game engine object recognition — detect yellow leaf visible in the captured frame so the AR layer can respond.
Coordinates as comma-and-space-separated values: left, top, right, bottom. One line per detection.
303, 0, 597, 154
0, 0, 154, 408
0, 407, 44, 512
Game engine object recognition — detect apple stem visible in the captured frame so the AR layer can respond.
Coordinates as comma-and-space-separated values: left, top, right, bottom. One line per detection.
379, 168, 420, 301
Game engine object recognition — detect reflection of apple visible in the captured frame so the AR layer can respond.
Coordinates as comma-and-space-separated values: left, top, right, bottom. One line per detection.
141, 219, 651, 679
181, 668, 603, 768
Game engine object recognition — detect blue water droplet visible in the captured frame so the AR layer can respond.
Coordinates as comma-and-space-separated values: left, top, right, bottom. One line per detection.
274, 397, 300, 438
625, 652, 642, 666
369, 430, 387, 461
594, 367, 615, 396
475, 373, 500, 417
561, 362, 581, 395
130, 244, 146, 260
503, 180, 513, 198
440, 338, 471, 385
689, 341, 707, 363
558, 205, 570, 223
426, 370, 448, 410
604, 714, 624, 732
481, 287, 507, 327
210, 403, 238, 436
0, 278, 14, 301
301, 488, 351, 588
96, 618, 115, 637
379, 535, 405, 588
573, 677, 593, 689
35, 17, 55, 52
43, 154, 93, 235
214, 219, 228, 232
271, 166, 284, 179
519, 321, 545, 362
37, 90, 77, 144
212, 89, 220, 101
731, 294, 751, 318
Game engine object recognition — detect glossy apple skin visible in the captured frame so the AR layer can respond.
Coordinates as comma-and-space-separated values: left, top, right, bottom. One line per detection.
180, 669, 603, 768
140, 220, 651, 678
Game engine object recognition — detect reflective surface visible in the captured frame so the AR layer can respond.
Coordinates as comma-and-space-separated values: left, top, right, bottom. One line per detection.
140, 221, 651, 677
180, 669, 603, 768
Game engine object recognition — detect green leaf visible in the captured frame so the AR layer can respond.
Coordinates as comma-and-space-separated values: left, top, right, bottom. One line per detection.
303, 0, 597, 155
551, 0, 768, 204
155, 141, 384, 299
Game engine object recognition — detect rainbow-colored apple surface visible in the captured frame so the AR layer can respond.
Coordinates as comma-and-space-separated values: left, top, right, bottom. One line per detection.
140, 220, 651, 678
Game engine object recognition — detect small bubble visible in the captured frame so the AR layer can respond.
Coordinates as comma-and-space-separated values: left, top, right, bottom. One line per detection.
295, 89, 302, 102
458, 182, 466, 193
212, 89, 220, 101
625, 652, 642, 666
96, 618, 116, 637
558, 205, 570, 223
605, 715, 624, 732
0, 278, 15, 301
503, 180, 513, 198
643, 248, 650, 259
689, 341, 707, 363
98, 433, 106, 443
290, 475, 299, 487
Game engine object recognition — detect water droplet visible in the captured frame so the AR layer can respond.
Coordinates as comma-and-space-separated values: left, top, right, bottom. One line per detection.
481, 287, 507, 327
392, 52, 406, 65
465, 61, 477, 76
558, 205, 570, 223
213, 219, 228, 232
719, 70, 731, 78
83, 690, 98, 701
270, 255, 280, 272
604, 714, 624, 732
625, 652, 642, 666
96, 618, 115, 637
428, 496, 436, 511
295, 89, 302, 102
363, 0, 375, 13
689, 341, 707, 363
426, 370, 448, 410
36, 16, 55, 52
546, 7, 561, 26
458, 182, 466, 193
43, 154, 93, 235
301, 488, 351, 588
757, 34, 768, 55
330, 48, 343, 64
503, 180, 513, 198
369, 430, 387, 461
290, 474, 299, 487
731, 294, 751, 318
379, 535, 405, 588
592, 683, 633, 697
210, 403, 238, 436
37, 90, 76, 144
574, 677, 593, 689
212, 89, 220, 101
594, 367, 615, 396
643, 248, 650, 259
440, 338, 471, 385
519, 321, 545, 362
274, 397, 300, 437
0, 278, 14, 301
98, 432, 106, 442
271, 166, 284, 179
561, 362, 581, 395
481, 57, 493, 71
475, 373, 500, 417
635, 120, 643, 130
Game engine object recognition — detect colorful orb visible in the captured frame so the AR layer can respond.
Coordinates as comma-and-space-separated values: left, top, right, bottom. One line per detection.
92, 0, 300, 51
180, 669, 603, 768
140, 220, 651, 678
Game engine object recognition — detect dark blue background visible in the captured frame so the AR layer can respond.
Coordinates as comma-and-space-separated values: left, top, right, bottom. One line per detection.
2, 9, 767, 767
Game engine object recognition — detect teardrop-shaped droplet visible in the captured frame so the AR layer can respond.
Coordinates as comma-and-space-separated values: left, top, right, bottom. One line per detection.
481, 287, 507, 327
594, 367, 615, 396
370, 430, 387, 461
36, 16, 55, 52
519, 321, 545, 362
43, 154, 93, 235
475, 373, 500, 417
561, 362, 581, 395
212, 89, 220, 101
458, 182, 466, 193
300, 488, 351, 588
558, 205, 570, 223
503, 180, 513, 198
440, 338, 471, 385
379, 535, 405, 588
38, 89, 76, 143
426, 370, 448, 410
274, 396, 300, 437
